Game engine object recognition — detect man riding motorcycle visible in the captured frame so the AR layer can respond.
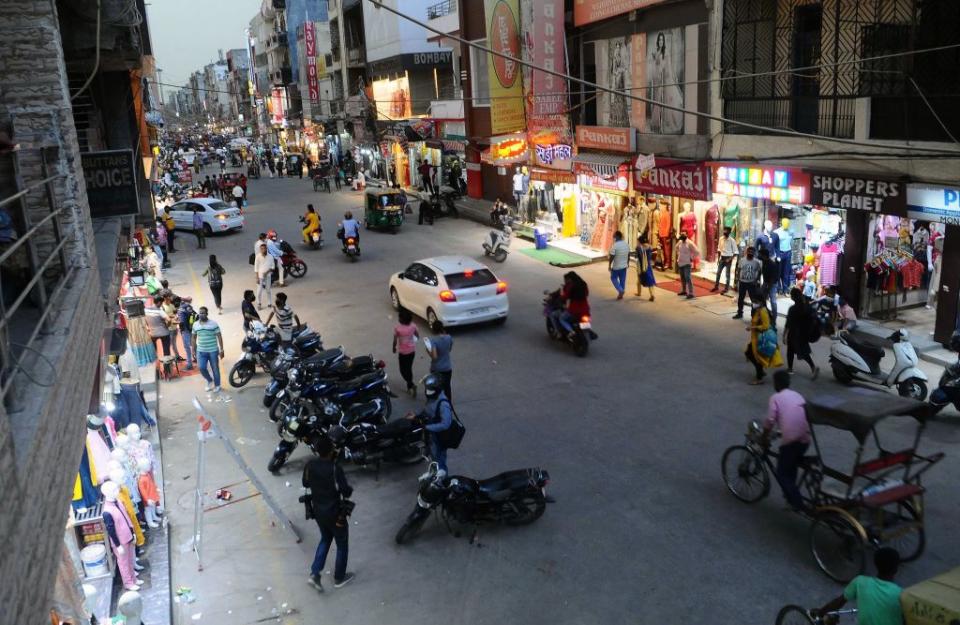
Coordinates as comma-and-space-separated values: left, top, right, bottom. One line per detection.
337, 211, 360, 252
302, 204, 321, 244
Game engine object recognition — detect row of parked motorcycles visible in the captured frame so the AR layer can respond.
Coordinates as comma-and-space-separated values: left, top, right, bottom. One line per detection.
227, 322, 552, 543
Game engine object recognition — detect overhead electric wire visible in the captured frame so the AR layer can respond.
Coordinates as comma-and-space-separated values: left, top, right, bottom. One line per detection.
363, 0, 960, 155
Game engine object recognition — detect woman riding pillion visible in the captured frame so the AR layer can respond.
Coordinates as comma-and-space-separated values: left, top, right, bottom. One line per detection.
302, 204, 321, 244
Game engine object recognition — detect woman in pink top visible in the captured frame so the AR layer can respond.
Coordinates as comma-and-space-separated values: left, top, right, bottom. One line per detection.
392, 308, 420, 396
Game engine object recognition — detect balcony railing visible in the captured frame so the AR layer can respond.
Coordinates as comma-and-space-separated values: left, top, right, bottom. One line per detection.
347, 47, 365, 66
722, 96, 857, 139
427, 0, 455, 20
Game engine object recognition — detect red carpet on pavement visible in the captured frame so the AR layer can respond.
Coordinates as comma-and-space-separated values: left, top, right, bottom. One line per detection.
655, 276, 718, 298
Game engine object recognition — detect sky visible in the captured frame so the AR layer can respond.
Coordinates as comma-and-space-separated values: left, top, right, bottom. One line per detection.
146, 0, 262, 87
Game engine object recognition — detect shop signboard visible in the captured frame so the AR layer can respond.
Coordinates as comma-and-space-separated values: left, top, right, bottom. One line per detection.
810, 172, 906, 216
304, 21, 320, 105
81, 149, 139, 218
907, 184, 960, 226
574, 0, 669, 26
485, 0, 526, 134
519, 0, 571, 135
530, 168, 576, 184
713, 165, 808, 204
270, 88, 285, 126
634, 158, 711, 201
575, 125, 636, 153
575, 162, 631, 195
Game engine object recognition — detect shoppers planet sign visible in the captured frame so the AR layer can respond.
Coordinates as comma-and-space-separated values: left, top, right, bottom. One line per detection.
490, 0, 520, 88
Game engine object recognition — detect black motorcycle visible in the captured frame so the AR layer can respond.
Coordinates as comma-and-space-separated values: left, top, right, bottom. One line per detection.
395, 463, 550, 545
267, 395, 390, 473
543, 290, 596, 357
930, 357, 960, 415
337, 228, 360, 262
266, 350, 383, 417
264, 346, 346, 408
228, 323, 321, 388
325, 415, 426, 469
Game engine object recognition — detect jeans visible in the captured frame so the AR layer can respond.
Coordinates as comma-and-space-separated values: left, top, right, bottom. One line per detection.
679, 264, 693, 295
737, 282, 758, 315
117, 384, 155, 428
197, 350, 221, 388
765, 284, 779, 325
715, 256, 733, 289
181, 330, 193, 369
776, 441, 809, 510
429, 435, 448, 473
257, 274, 272, 306
210, 284, 223, 309
434, 370, 452, 402
610, 268, 627, 295
311, 521, 348, 580
194, 228, 206, 248
398, 352, 415, 389
557, 310, 575, 334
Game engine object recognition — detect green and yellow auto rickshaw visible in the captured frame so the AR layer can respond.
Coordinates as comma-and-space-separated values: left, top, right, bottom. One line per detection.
364, 189, 406, 232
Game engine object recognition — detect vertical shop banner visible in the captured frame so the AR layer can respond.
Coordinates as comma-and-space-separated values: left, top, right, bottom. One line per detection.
485, 0, 526, 134
304, 21, 320, 106
270, 88, 285, 126
645, 27, 685, 134
630, 33, 646, 131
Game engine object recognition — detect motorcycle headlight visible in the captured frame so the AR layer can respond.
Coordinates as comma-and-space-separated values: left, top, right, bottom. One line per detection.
288, 368, 298, 382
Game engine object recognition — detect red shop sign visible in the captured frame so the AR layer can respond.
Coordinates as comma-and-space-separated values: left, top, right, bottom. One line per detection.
633, 158, 711, 201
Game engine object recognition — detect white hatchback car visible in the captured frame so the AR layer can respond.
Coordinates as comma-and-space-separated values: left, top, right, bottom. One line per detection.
167, 197, 244, 236
389, 256, 509, 328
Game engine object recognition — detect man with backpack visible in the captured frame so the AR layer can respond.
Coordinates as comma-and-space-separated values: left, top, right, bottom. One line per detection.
176, 296, 198, 370
405, 374, 464, 474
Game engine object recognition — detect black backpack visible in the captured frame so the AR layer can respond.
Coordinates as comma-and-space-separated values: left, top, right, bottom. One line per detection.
434, 399, 466, 450
280, 240, 294, 255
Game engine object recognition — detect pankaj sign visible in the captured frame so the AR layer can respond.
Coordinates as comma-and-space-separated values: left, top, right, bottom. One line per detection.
714, 165, 808, 204
575, 125, 636, 153
485, 0, 526, 134
906, 184, 960, 225
81, 149, 139, 218
634, 158, 711, 201
810, 172, 905, 215
574, 0, 669, 26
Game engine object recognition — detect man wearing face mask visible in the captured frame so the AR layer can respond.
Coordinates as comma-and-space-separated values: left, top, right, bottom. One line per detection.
190, 306, 226, 393
733, 246, 761, 320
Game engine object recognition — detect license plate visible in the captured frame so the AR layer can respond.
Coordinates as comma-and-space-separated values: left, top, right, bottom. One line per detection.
468, 307, 490, 315
348, 245, 356, 251
580, 322, 592, 330
312, 233, 320, 241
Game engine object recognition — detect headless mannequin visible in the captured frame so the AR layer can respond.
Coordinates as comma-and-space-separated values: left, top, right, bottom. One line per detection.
117, 590, 145, 625
756, 219, 780, 260
136, 457, 161, 529
705, 202, 720, 262
110, 467, 146, 559
85, 416, 113, 481
101, 480, 141, 590
774, 218, 794, 291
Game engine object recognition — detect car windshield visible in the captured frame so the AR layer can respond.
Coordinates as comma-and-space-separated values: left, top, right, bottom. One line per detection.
207, 201, 231, 212
445, 269, 497, 290
378, 193, 404, 206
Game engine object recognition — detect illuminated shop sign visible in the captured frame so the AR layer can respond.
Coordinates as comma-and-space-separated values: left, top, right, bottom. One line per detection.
714, 166, 807, 203
533, 143, 572, 166
492, 138, 527, 160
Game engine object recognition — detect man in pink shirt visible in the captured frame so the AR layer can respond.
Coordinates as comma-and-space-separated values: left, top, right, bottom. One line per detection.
763, 370, 810, 510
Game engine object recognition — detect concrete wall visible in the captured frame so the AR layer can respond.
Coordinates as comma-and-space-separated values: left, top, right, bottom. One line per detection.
0, 1, 106, 623
363, 0, 445, 63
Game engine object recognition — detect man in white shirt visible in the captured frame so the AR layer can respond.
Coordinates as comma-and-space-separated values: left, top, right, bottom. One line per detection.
253, 243, 277, 309
232, 183, 245, 205
712, 227, 738, 294
608, 230, 630, 300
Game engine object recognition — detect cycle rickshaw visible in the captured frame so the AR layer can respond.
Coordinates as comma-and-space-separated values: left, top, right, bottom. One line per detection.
721, 387, 943, 583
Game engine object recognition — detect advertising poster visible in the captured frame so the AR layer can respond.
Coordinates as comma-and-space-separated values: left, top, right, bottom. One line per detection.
485, 0, 526, 134
594, 37, 632, 128
270, 88, 285, 126
304, 21, 319, 106
645, 26, 685, 134
372, 77, 411, 120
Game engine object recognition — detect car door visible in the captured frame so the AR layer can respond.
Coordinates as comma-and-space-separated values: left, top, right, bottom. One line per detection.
397, 263, 428, 317
169, 202, 189, 229
411, 265, 440, 318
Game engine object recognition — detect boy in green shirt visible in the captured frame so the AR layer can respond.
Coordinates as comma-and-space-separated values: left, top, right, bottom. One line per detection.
815, 547, 903, 625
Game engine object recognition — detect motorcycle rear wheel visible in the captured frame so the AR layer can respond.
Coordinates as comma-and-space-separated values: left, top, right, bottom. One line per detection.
288, 259, 307, 278
545, 318, 559, 341
228, 361, 256, 388
504, 493, 546, 526
572, 333, 589, 357
493, 249, 508, 263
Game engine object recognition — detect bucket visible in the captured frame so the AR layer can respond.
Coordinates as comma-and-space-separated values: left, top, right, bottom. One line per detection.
534, 231, 548, 250
80, 544, 108, 577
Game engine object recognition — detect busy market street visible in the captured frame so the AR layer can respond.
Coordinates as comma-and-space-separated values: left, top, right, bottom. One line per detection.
151, 167, 960, 625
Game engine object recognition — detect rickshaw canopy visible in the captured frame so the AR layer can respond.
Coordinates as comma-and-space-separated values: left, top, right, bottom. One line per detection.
804, 387, 933, 443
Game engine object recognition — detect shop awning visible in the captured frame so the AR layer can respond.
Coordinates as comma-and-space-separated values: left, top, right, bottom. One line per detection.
442, 139, 465, 153
573, 152, 629, 177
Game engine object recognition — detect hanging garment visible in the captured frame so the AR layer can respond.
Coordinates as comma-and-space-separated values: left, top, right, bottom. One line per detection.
118, 485, 146, 547
723, 203, 740, 234
819, 249, 840, 287
137, 472, 160, 505
86, 430, 112, 484
658, 205, 672, 238
679, 211, 697, 240
72, 447, 99, 511
705, 205, 720, 262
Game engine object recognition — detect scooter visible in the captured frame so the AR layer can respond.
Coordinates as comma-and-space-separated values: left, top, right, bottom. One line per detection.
337, 227, 360, 262
829, 329, 928, 400
482, 225, 512, 263
929, 330, 960, 415
298, 216, 323, 250
543, 290, 597, 357
394, 462, 550, 545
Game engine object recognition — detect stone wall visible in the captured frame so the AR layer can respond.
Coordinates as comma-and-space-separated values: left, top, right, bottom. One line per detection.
0, 1, 106, 624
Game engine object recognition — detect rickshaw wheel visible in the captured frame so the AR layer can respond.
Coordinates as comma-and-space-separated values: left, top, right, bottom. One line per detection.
721, 445, 770, 503
810, 509, 866, 583
774, 605, 816, 625
881, 499, 925, 563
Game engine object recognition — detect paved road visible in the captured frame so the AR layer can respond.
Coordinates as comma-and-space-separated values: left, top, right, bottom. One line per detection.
157, 169, 960, 625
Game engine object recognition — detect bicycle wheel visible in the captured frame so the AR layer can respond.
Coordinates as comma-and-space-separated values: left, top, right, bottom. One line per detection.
721, 445, 770, 503
881, 500, 925, 563
810, 510, 866, 583
775, 605, 815, 625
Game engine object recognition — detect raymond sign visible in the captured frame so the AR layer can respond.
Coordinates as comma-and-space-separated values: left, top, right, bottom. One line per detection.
575, 125, 636, 153
485, 0, 526, 134
634, 158, 711, 201
574, 0, 669, 26
81, 149, 139, 218
304, 21, 320, 105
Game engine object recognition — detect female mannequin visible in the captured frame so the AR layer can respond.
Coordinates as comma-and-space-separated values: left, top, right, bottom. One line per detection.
704, 202, 720, 262
678, 202, 698, 270
85, 416, 113, 480
117, 590, 145, 625
136, 458, 161, 529
124, 424, 156, 477
101, 481, 141, 591
109, 466, 146, 550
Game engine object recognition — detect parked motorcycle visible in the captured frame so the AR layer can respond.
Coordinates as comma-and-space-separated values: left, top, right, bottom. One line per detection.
481, 225, 512, 263
298, 216, 323, 250
269, 365, 391, 423
542, 290, 596, 357
263, 346, 346, 408
325, 414, 426, 469
267, 392, 391, 473
228, 322, 321, 388
929, 331, 960, 415
394, 462, 550, 545
265, 350, 384, 415
829, 329, 928, 399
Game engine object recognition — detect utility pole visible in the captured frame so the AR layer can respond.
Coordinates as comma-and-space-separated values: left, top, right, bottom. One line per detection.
157, 68, 165, 105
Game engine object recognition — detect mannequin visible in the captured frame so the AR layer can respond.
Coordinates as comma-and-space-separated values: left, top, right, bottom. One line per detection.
774, 217, 794, 291
755, 219, 780, 260
125, 424, 156, 475
137, 458, 161, 529
722, 198, 740, 237
109, 466, 146, 549
636, 200, 651, 240
117, 589, 145, 625
512, 167, 523, 208
926, 235, 943, 309
704, 203, 720, 262
101, 481, 141, 591
657, 201, 673, 270
678, 202, 698, 270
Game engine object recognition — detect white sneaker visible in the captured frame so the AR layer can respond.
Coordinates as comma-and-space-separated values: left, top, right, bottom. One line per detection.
213, 386, 222, 393
204, 382, 214, 392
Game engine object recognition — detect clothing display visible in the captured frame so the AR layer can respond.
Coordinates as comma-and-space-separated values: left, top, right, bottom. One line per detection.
102, 500, 138, 588
86, 430, 112, 484
72, 447, 99, 511
819, 242, 841, 287
679, 210, 697, 240
704, 205, 720, 262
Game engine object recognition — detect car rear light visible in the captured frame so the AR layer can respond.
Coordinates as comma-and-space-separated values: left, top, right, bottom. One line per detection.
439, 290, 457, 302
496, 281, 508, 294
375, 360, 386, 369
464, 269, 474, 278
581, 315, 590, 323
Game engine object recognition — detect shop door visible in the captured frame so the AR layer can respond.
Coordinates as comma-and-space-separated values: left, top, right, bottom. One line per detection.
934, 224, 960, 344
791, 5, 822, 135
839, 211, 866, 312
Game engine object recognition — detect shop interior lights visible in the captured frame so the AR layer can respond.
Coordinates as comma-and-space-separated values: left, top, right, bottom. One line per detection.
715, 166, 805, 203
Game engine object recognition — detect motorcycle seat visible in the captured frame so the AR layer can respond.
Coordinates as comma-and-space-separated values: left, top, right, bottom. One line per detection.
378, 417, 415, 436
343, 400, 384, 425
338, 370, 385, 392
302, 348, 345, 371
845, 335, 885, 372
329, 355, 373, 376
476, 469, 539, 501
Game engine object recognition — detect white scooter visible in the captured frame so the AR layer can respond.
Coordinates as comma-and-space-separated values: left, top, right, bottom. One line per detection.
829, 329, 928, 400
481, 225, 512, 262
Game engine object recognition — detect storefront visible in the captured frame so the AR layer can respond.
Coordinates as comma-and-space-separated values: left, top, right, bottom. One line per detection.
479, 132, 528, 204
573, 153, 632, 255
527, 167, 578, 240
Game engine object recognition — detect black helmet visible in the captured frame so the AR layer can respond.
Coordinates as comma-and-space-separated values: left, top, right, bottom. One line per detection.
326, 425, 347, 447
949, 330, 960, 353
421, 374, 442, 398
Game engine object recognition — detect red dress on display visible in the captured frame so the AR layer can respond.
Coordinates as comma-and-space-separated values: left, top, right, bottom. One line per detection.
705, 205, 720, 262
658, 206, 673, 270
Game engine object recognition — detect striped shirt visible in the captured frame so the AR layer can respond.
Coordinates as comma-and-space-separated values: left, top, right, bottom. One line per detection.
274, 305, 295, 341
192, 319, 221, 353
